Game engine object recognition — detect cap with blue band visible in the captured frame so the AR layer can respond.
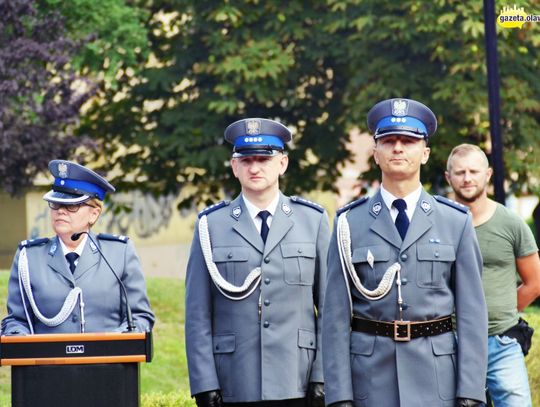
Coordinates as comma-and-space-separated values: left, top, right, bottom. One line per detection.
43, 160, 115, 205
224, 118, 292, 157
367, 98, 437, 140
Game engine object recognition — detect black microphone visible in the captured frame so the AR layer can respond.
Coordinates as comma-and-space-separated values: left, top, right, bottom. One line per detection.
71, 231, 136, 332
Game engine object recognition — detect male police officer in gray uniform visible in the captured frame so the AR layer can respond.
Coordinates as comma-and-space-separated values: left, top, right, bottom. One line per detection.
322, 99, 488, 407
185, 118, 330, 407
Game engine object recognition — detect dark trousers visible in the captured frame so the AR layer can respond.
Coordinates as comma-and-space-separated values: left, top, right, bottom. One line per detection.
224, 399, 306, 407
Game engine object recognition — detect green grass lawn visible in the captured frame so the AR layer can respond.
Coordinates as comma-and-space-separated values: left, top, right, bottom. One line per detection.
0, 271, 538, 406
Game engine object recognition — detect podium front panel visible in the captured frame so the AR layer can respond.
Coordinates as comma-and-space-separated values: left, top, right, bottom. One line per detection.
0, 332, 152, 365
12, 363, 140, 407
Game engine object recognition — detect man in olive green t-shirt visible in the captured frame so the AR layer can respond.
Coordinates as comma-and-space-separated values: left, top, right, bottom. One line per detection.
446, 143, 540, 407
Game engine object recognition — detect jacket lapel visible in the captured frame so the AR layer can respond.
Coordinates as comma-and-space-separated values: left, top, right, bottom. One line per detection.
73, 233, 100, 280
231, 196, 265, 254
47, 236, 73, 282
368, 192, 402, 250
263, 194, 293, 256
401, 191, 434, 251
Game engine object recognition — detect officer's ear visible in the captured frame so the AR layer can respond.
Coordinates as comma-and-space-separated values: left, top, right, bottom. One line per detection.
421, 144, 430, 165
230, 157, 239, 178
88, 204, 102, 227
372, 141, 380, 165
279, 153, 289, 176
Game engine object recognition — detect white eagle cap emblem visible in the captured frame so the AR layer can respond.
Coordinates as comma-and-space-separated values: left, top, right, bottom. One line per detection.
246, 119, 261, 136
58, 162, 68, 178
392, 99, 408, 117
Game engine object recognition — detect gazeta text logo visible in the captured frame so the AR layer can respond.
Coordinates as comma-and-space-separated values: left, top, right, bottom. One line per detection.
497, 5, 540, 28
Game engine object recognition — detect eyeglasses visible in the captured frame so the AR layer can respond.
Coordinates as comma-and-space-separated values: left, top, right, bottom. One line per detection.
48, 202, 96, 212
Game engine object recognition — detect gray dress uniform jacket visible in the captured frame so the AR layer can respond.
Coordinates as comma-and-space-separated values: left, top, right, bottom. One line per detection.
185, 193, 330, 403
323, 190, 488, 407
2, 233, 154, 334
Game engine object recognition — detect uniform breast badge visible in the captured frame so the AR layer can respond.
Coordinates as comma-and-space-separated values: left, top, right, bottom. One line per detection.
367, 249, 375, 269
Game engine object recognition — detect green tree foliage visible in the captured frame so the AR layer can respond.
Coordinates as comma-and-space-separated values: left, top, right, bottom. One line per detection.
329, 0, 540, 195
41, 0, 149, 82
80, 1, 352, 208
81, 0, 540, 208
0, 0, 149, 196
4, 0, 539, 204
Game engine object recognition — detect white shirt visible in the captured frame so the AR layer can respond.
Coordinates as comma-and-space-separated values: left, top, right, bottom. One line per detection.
380, 184, 422, 223
242, 194, 280, 234
59, 233, 88, 269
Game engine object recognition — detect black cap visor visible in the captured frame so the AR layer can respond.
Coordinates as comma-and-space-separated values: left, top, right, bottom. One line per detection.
374, 125, 427, 140
232, 146, 283, 158
43, 190, 92, 205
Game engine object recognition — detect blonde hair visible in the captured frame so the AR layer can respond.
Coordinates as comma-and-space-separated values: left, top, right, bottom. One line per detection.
86, 198, 103, 227
446, 143, 489, 172
86, 198, 103, 210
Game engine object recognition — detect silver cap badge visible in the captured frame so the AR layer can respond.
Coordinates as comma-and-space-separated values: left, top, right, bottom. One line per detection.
58, 162, 68, 178
245, 119, 261, 136
392, 99, 408, 117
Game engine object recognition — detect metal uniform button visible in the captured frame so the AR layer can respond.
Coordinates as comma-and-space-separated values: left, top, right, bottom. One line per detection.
264, 257, 270, 263
401, 277, 408, 285
264, 277, 271, 285
298, 248, 303, 254
227, 253, 233, 259
401, 303, 409, 310
434, 251, 440, 258
263, 321, 270, 328
215, 345, 220, 350
264, 299, 270, 306
72, 315, 78, 322
400, 253, 408, 261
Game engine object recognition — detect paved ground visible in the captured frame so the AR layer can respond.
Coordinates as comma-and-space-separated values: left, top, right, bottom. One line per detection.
137, 242, 191, 279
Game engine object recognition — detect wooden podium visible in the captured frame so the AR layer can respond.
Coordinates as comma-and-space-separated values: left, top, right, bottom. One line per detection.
0, 331, 152, 407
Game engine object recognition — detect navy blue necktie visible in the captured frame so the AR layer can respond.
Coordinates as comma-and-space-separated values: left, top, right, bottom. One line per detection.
258, 210, 271, 244
393, 199, 409, 240
65, 252, 79, 273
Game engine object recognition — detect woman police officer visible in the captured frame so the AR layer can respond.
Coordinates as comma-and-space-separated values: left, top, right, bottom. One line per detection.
2, 160, 154, 334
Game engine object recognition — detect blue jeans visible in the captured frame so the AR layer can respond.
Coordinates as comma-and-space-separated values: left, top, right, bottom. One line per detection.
486, 335, 532, 407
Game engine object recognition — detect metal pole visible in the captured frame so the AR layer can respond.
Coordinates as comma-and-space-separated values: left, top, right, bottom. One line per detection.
483, 0, 505, 204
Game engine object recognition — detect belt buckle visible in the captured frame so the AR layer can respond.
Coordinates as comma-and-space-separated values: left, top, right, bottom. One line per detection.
393, 320, 411, 341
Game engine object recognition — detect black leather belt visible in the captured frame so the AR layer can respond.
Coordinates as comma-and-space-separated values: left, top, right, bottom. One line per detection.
351, 315, 453, 342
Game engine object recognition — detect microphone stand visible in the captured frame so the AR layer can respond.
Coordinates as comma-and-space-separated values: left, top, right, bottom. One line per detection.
72, 231, 136, 332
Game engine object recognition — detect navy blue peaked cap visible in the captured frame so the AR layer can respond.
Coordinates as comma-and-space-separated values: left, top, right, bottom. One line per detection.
43, 160, 115, 204
367, 98, 437, 140
224, 118, 292, 157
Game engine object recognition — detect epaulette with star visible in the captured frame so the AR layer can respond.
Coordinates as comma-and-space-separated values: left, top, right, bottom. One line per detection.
290, 196, 324, 213
18, 237, 49, 249
198, 200, 230, 218
97, 233, 129, 243
336, 196, 369, 216
434, 195, 469, 213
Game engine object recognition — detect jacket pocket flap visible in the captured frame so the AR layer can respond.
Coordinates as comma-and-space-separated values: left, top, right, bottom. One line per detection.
298, 329, 317, 349
350, 332, 376, 355
212, 247, 249, 262
431, 334, 456, 355
352, 245, 390, 263
417, 244, 455, 262
213, 334, 236, 353
281, 243, 316, 259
